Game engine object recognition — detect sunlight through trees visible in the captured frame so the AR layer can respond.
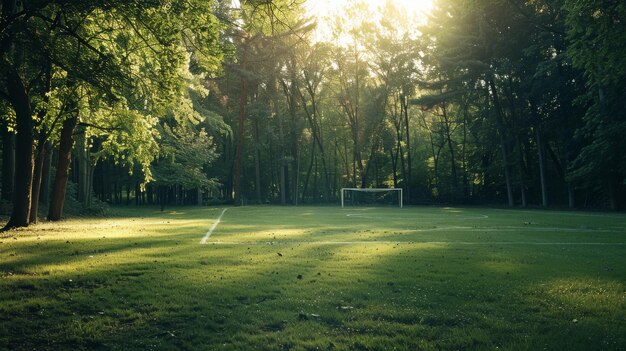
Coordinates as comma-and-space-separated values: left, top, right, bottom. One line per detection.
1, 0, 625, 228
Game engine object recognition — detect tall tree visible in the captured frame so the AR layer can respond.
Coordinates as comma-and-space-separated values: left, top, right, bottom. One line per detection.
2, 0, 225, 228
565, 0, 626, 209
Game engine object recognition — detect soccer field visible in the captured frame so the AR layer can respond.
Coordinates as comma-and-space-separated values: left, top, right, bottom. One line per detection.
1, 206, 625, 350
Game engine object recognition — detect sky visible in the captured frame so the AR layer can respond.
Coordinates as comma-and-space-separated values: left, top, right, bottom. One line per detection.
304, 0, 434, 41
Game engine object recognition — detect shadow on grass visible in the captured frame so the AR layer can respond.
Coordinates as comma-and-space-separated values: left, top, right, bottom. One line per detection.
0, 206, 624, 350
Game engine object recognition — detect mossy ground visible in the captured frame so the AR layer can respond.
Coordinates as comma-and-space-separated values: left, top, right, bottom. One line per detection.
1, 206, 625, 350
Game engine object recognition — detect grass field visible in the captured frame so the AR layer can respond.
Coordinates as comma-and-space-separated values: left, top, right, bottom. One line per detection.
1, 206, 625, 350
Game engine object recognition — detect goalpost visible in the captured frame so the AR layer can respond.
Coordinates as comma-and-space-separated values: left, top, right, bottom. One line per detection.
341, 188, 403, 208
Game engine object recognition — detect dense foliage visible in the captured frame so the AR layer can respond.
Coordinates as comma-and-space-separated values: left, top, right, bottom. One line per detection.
1, 0, 625, 228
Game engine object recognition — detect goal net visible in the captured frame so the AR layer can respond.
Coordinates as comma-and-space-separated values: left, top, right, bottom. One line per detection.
341, 188, 403, 208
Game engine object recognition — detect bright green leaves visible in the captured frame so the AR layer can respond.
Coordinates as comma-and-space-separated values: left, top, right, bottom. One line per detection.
152, 122, 219, 190
67, 0, 227, 187
81, 95, 160, 183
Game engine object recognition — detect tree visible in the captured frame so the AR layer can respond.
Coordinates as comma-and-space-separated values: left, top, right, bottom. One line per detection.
1, 0, 225, 228
366, 1, 419, 202
565, 0, 626, 209
294, 41, 333, 202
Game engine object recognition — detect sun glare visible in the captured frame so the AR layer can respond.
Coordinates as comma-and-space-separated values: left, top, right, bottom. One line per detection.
305, 0, 434, 41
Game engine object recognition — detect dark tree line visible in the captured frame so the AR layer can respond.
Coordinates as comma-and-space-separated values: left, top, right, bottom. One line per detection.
2, 0, 625, 229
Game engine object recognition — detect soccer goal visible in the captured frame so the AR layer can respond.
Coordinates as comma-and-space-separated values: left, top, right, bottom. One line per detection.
341, 188, 403, 208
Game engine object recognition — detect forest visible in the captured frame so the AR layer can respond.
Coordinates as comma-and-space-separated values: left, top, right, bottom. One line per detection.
1, 0, 625, 229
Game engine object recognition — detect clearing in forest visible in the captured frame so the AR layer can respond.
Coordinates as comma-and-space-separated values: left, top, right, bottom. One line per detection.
1, 206, 625, 350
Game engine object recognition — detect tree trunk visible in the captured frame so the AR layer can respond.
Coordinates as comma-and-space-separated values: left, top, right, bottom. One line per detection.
29, 140, 48, 224
488, 79, 514, 207
281, 163, 289, 204
294, 148, 299, 205
426, 124, 442, 198
4, 69, 34, 229
30, 58, 53, 222
462, 103, 469, 197
271, 79, 287, 205
125, 183, 130, 205
159, 185, 166, 211
395, 123, 406, 189
146, 184, 153, 205
302, 145, 315, 201
402, 94, 412, 203
535, 126, 548, 207
516, 136, 527, 207
298, 83, 331, 201
253, 118, 262, 204
507, 77, 526, 207
607, 174, 617, 211
40, 142, 52, 205
234, 46, 247, 205
47, 113, 78, 221
99, 160, 106, 202
135, 181, 140, 205
568, 185, 575, 208
390, 148, 398, 188
361, 134, 382, 188
113, 182, 118, 204
313, 156, 319, 201
86, 160, 95, 207
442, 104, 458, 194
76, 126, 89, 205
342, 140, 351, 188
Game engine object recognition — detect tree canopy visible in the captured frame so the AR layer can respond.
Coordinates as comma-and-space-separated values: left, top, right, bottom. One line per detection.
1, 0, 625, 229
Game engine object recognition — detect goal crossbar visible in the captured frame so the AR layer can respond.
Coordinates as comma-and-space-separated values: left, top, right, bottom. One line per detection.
341, 188, 403, 208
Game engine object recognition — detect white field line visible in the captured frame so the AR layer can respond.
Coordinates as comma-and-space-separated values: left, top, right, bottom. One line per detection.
346, 214, 490, 220
491, 208, 626, 219
379, 225, 623, 233
207, 241, 626, 246
200, 208, 228, 245
338, 226, 621, 233
415, 227, 623, 233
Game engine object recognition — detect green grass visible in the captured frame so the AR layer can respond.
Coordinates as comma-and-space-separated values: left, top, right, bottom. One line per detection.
1, 206, 625, 350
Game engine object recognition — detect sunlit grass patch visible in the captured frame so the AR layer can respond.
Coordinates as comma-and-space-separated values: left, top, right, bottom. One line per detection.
541, 278, 625, 314
1, 205, 625, 350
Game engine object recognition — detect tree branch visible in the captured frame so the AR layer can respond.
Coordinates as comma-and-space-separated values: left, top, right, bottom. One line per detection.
77, 121, 123, 132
